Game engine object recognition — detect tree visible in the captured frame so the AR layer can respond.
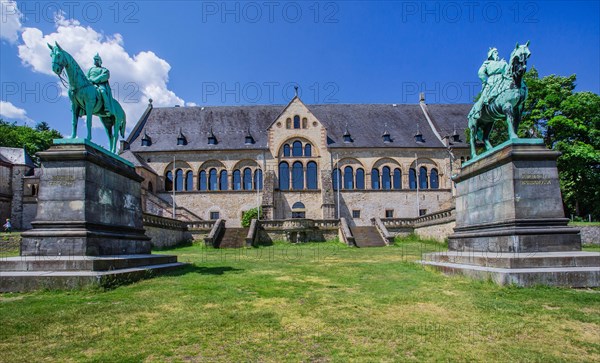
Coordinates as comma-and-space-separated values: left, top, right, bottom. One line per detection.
516, 69, 599, 219
0, 119, 63, 165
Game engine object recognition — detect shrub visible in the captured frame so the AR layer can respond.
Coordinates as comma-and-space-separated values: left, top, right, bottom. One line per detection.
241, 207, 262, 227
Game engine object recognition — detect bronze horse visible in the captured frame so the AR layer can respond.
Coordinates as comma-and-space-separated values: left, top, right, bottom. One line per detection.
468, 42, 531, 158
48, 42, 125, 153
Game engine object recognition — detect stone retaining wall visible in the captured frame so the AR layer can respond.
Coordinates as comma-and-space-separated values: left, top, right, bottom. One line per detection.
143, 213, 193, 248
579, 226, 600, 245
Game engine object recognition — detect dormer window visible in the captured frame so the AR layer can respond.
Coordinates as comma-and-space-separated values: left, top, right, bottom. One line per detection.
452, 124, 460, 142
177, 129, 187, 146
343, 126, 353, 143
245, 129, 255, 145
208, 128, 218, 145
382, 130, 392, 143
141, 131, 152, 146
414, 123, 424, 143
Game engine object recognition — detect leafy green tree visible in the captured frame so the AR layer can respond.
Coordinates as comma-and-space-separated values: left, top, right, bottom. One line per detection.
0, 119, 63, 165
241, 207, 262, 227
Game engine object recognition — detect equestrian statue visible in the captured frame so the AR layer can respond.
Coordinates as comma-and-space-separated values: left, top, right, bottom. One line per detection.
48, 42, 126, 154
467, 41, 531, 158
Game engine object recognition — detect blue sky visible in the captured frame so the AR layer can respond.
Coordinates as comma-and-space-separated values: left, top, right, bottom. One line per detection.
1, 1, 599, 147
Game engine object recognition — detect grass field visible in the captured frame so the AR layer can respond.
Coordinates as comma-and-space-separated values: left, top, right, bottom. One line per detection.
1, 236, 599, 362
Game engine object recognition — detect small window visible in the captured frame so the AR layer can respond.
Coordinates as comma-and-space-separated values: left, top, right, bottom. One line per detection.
292, 211, 306, 218
419, 209, 427, 216
210, 211, 220, 220
352, 210, 361, 219
293, 115, 301, 129
385, 209, 394, 218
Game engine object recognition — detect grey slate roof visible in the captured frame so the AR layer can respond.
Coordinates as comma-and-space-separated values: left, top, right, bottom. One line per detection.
127, 102, 470, 152
119, 150, 157, 174
0, 147, 35, 167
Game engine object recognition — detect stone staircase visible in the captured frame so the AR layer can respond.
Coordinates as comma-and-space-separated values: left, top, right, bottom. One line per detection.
217, 228, 249, 248
351, 226, 387, 247
0, 254, 186, 292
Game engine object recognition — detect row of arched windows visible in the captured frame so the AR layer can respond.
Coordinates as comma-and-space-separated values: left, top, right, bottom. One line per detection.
165, 168, 263, 192
332, 166, 439, 190
286, 115, 308, 129
282, 141, 312, 158
278, 161, 318, 190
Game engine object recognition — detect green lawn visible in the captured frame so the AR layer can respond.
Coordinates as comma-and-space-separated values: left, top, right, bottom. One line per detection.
0, 237, 599, 362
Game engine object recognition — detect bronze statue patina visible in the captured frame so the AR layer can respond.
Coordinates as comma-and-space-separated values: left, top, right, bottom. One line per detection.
48, 42, 126, 153
467, 42, 531, 158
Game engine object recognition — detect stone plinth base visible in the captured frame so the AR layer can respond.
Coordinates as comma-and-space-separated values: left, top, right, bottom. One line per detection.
0, 255, 186, 292
449, 139, 581, 253
420, 251, 600, 287
20, 139, 151, 256
423, 139, 598, 287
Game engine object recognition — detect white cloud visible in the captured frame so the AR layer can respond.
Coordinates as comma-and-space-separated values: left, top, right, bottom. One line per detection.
17, 12, 184, 131
0, 100, 29, 121
186, 102, 198, 107
0, 0, 22, 43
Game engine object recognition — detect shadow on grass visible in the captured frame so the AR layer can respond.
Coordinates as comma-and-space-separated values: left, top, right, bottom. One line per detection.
164, 264, 243, 276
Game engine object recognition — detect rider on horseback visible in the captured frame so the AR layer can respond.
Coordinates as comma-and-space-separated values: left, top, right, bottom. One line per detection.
469, 48, 508, 120
86, 54, 115, 116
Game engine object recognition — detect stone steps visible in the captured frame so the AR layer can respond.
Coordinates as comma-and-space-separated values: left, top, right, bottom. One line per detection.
352, 226, 387, 247
0, 261, 186, 292
217, 228, 249, 248
423, 251, 600, 268
0, 254, 178, 272
420, 251, 600, 287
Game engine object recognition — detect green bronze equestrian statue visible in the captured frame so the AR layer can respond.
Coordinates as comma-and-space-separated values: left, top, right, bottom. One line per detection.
467, 42, 531, 158
48, 42, 126, 153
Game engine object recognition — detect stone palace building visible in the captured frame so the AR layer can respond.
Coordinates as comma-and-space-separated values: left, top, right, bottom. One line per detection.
120, 94, 472, 227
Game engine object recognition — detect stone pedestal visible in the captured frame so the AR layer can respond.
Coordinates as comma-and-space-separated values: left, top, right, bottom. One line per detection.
421, 140, 599, 287
1, 139, 185, 292
20, 139, 151, 256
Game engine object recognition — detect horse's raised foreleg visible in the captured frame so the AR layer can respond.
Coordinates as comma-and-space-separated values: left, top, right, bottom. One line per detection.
503, 104, 518, 139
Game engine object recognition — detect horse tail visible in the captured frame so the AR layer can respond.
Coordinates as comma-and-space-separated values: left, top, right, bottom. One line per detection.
118, 103, 126, 138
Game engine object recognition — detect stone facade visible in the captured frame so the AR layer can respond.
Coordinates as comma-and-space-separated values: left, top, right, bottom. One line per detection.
123, 96, 472, 227
0, 148, 35, 230
579, 226, 600, 245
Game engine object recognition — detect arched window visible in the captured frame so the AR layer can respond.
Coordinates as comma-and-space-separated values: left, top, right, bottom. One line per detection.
208, 169, 218, 191
279, 162, 289, 190
185, 171, 193, 191
332, 168, 341, 191
293, 115, 300, 129
220, 170, 228, 190
292, 202, 305, 218
306, 162, 318, 190
165, 171, 173, 191
304, 144, 312, 157
430, 168, 439, 189
371, 169, 380, 190
409, 168, 417, 190
292, 161, 304, 190
254, 169, 263, 190
198, 170, 207, 191
356, 168, 365, 189
292, 141, 303, 157
344, 166, 354, 190
393, 168, 402, 189
283, 144, 290, 157
419, 167, 428, 189
148, 182, 153, 193
243, 168, 253, 190
233, 170, 241, 190
382, 166, 391, 190
286, 118, 292, 129
175, 169, 184, 191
